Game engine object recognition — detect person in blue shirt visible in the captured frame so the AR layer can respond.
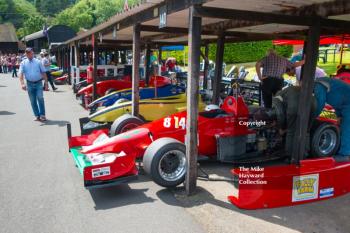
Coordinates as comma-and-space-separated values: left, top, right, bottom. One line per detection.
19, 48, 49, 122
314, 77, 350, 161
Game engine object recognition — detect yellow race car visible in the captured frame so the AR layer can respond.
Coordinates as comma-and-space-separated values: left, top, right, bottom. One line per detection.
89, 93, 205, 123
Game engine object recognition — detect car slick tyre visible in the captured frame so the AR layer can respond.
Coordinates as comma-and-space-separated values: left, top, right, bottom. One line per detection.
143, 138, 186, 188
311, 122, 340, 157
109, 114, 144, 136
105, 88, 117, 95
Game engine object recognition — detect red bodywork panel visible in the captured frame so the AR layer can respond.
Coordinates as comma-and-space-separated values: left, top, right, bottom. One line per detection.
229, 158, 350, 209
76, 96, 249, 158
68, 96, 250, 185
77, 75, 171, 97
69, 95, 350, 208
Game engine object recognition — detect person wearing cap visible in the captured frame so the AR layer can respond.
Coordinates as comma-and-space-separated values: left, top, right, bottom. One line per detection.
255, 49, 304, 108
19, 48, 49, 122
41, 52, 57, 91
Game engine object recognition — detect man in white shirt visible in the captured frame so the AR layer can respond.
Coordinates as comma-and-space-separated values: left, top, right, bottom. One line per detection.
286, 66, 327, 85
41, 52, 57, 91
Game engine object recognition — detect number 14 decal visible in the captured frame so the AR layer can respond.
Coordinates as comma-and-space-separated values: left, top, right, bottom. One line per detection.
163, 116, 186, 129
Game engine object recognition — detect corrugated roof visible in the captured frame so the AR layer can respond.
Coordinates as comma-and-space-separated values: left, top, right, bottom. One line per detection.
22, 26, 51, 41
0, 23, 18, 42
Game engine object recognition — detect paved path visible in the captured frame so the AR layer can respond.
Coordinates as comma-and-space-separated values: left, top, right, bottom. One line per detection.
0, 74, 205, 233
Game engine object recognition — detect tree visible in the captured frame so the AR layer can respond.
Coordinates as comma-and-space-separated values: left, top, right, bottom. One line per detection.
52, 0, 142, 31
22, 14, 46, 35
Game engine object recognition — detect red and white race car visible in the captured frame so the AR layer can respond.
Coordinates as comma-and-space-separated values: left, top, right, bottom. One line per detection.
68, 90, 350, 209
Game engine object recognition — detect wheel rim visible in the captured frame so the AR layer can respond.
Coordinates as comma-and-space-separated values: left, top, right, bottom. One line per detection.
318, 128, 337, 155
120, 123, 139, 133
158, 150, 186, 182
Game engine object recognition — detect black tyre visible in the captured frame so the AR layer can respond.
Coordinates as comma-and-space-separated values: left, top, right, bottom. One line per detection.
143, 138, 186, 188
109, 114, 144, 136
105, 88, 117, 95
311, 122, 340, 157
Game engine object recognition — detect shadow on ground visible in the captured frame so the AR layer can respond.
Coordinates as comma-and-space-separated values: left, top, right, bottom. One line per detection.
51, 90, 66, 93
40, 119, 70, 127
89, 184, 155, 210
0, 111, 15, 115
155, 161, 350, 233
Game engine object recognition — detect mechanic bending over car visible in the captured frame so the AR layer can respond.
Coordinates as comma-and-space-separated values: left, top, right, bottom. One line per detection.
255, 49, 304, 108
314, 77, 350, 161
285, 66, 327, 85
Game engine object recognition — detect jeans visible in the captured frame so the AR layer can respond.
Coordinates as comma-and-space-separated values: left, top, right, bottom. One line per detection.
338, 106, 350, 156
2, 65, 7, 73
46, 71, 56, 89
27, 81, 45, 117
12, 67, 17, 77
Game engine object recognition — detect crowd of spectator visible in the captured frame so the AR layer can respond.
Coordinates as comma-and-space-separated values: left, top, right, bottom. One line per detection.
0, 53, 23, 78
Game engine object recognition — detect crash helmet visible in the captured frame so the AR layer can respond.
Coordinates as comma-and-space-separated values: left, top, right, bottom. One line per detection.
205, 104, 220, 112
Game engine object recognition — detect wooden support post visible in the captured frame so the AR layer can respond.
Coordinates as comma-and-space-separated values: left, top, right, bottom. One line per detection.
158, 46, 163, 67
75, 42, 80, 67
291, 19, 321, 164
203, 44, 209, 90
185, 6, 202, 196
212, 32, 225, 104
132, 24, 141, 117
145, 44, 151, 85
92, 33, 98, 101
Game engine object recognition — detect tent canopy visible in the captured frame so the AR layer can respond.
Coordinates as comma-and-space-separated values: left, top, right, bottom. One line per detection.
273, 35, 350, 45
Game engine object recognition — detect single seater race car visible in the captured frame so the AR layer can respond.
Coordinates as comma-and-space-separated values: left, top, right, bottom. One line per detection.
68, 94, 340, 190
87, 83, 186, 114
77, 75, 171, 108
82, 93, 205, 135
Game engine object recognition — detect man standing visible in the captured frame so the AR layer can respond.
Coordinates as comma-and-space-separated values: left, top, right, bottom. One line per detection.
11, 54, 17, 78
41, 52, 57, 91
256, 49, 304, 108
19, 48, 49, 121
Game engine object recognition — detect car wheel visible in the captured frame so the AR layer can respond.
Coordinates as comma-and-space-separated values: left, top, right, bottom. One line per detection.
143, 138, 186, 188
311, 122, 340, 157
109, 114, 144, 136
105, 88, 117, 95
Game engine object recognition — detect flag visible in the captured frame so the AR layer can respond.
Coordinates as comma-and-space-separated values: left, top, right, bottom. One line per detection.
123, 0, 129, 11
43, 24, 48, 37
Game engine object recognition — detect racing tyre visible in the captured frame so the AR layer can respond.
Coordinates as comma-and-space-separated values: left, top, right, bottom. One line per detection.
143, 138, 186, 188
109, 114, 144, 136
105, 88, 117, 95
311, 122, 340, 157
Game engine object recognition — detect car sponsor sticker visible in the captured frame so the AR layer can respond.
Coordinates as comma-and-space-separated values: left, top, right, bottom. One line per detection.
320, 187, 334, 198
92, 166, 111, 178
292, 174, 319, 202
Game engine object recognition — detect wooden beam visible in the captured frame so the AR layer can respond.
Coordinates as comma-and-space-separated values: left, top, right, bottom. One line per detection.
132, 23, 141, 117
291, 20, 321, 164
193, 6, 314, 26
185, 6, 202, 196
212, 32, 225, 104
201, 1, 350, 34
92, 33, 98, 101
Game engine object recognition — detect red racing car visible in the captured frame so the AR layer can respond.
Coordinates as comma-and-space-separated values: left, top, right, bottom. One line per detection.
67, 94, 340, 189
77, 75, 171, 108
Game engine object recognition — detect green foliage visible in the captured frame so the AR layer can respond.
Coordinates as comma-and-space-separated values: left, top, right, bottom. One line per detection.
33, 0, 74, 16
159, 41, 292, 66
21, 14, 46, 36
53, 0, 142, 31
208, 41, 293, 63
0, 0, 37, 27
